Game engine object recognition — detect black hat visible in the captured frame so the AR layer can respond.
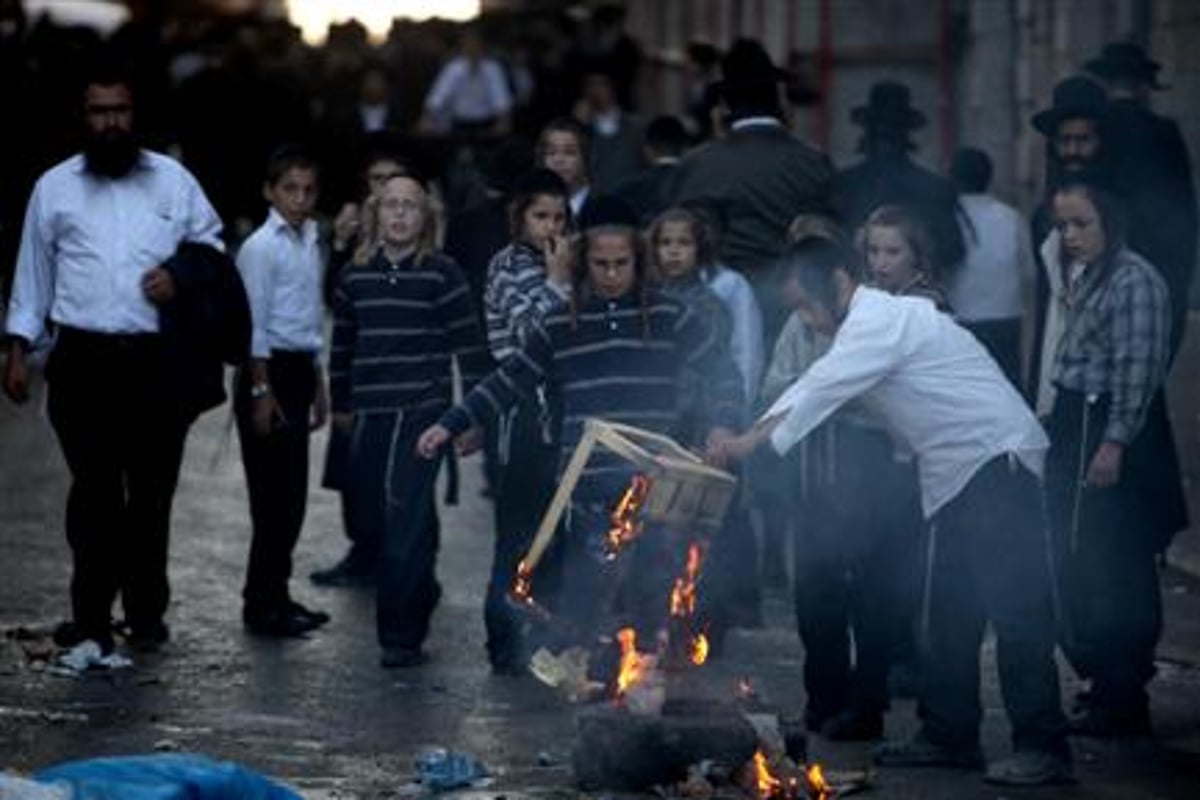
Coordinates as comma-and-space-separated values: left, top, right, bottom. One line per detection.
851, 81, 926, 131
1031, 76, 1109, 136
578, 195, 639, 231
716, 38, 790, 96
1086, 42, 1165, 89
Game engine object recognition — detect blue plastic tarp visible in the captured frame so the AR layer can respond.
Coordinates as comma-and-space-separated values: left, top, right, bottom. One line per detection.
34, 754, 302, 800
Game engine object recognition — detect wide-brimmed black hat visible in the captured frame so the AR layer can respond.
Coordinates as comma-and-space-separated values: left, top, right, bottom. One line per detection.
1031, 76, 1109, 135
850, 81, 926, 131
715, 38, 790, 96
1086, 42, 1165, 89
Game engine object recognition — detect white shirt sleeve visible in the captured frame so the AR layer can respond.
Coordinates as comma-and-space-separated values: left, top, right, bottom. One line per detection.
765, 294, 906, 454
425, 59, 463, 114
485, 61, 513, 116
236, 234, 274, 359
726, 273, 764, 403
180, 170, 224, 250
5, 180, 55, 344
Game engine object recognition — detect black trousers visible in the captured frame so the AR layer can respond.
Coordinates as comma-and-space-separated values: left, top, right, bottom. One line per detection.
920, 455, 1067, 756
1045, 389, 1173, 714
485, 400, 557, 667
46, 327, 189, 646
347, 409, 443, 651
320, 424, 374, 564
793, 424, 921, 720
234, 351, 316, 612
962, 318, 1022, 391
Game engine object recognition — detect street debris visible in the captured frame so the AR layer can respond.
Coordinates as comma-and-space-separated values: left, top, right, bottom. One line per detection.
46, 641, 131, 677
414, 749, 489, 792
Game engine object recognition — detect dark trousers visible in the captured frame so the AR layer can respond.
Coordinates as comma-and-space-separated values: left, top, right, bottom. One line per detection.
348, 410, 443, 651
920, 455, 1067, 756
485, 401, 557, 667
320, 425, 374, 564
234, 352, 316, 612
793, 424, 920, 720
963, 318, 1022, 390
46, 328, 189, 645
1045, 390, 1166, 714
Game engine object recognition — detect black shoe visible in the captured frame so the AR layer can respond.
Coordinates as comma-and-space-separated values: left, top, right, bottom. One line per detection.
381, 647, 428, 668
243, 606, 322, 638
873, 733, 983, 769
309, 553, 375, 587
985, 751, 1074, 786
1068, 705, 1151, 738
285, 600, 331, 628
123, 621, 170, 653
821, 709, 884, 741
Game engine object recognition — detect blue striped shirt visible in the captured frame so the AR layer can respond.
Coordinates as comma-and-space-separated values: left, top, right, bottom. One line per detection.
441, 289, 742, 488
329, 251, 489, 414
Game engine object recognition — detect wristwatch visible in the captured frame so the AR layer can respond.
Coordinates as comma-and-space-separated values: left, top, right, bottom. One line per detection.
250, 382, 271, 399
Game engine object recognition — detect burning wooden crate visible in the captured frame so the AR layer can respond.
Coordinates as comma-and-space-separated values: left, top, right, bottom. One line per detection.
512, 418, 738, 604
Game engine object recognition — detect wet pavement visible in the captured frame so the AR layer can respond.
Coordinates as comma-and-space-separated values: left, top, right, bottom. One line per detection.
2, 366, 1199, 799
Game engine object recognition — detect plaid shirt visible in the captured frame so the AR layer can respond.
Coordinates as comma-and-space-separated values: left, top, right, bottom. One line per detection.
1052, 248, 1170, 444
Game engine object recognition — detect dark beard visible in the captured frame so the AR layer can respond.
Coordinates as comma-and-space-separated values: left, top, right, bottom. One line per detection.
84, 134, 140, 178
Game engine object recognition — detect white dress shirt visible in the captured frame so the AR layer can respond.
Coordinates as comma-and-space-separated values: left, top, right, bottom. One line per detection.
236, 208, 324, 359
6, 151, 223, 343
765, 287, 1048, 518
707, 265, 765, 403
947, 193, 1034, 322
424, 56, 513, 126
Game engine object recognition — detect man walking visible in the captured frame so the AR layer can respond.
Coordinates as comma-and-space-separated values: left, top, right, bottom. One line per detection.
3, 60, 224, 654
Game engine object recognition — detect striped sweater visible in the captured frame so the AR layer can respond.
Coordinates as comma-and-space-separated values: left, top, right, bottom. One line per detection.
441, 289, 742, 490
329, 250, 489, 415
484, 241, 570, 362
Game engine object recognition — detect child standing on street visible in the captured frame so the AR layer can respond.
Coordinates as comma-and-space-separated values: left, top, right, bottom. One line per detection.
418, 196, 742, 654
480, 168, 572, 675
235, 145, 330, 638
328, 175, 489, 668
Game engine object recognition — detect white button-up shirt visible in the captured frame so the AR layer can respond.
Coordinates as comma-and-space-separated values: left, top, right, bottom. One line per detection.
6, 151, 223, 343
765, 287, 1048, 518
947, 193, 1034, 322
424, 56, 513, 126
236, 207, 324, 359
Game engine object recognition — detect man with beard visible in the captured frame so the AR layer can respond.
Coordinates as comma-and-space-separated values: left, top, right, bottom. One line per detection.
3, 60, 224, 655
1086, 42, 1198, 361
1027, 76, 1112, 410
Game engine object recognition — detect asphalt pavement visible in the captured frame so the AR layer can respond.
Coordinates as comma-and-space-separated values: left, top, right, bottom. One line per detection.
2, 367, 1199, 799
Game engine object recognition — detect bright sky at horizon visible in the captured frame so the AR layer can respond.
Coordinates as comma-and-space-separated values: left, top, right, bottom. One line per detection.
287, 0, 480, 44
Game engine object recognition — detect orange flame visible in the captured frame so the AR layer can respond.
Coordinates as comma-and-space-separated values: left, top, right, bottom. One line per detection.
513, 559, 533, 602
604, 475, 653, 560
691, 633, 709, 665
669, 542, 705, 617
752, 750, 783, 798
806, 764, 831, 800
615, 627, 648, 698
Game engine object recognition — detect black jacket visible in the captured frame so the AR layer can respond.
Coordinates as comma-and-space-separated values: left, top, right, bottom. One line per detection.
160, 242, 251, 422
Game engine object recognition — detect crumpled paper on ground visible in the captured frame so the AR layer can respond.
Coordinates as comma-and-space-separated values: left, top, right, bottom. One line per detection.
413, 749, 488, 791
47, 641, 131, 677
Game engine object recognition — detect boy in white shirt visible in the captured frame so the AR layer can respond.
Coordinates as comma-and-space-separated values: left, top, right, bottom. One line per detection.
235, 145, 330, 638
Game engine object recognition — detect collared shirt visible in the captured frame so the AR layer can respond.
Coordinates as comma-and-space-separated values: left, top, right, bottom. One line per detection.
424, 56, 513, 125
730, 116, 784, 131
1051, 247, 1170, 444
765, 287, 1047, 518
948, 193, 1033, 322
484, 241, 569, 362
237, 207, 324, 359
569, 186, 591, 219
6, 151, 223, 343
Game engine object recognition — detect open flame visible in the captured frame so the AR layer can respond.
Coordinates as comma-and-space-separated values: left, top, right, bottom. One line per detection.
670, 542, 709, 666
753, 750, 783, 798
806, 764, 831, 800
615, 627, 649, 698
513, 559, 533, 603
690, 633, 709, 665
604, 475, 653, 560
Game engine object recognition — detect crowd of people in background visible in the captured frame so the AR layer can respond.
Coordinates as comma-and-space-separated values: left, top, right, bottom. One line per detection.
1, 1, 1198, 791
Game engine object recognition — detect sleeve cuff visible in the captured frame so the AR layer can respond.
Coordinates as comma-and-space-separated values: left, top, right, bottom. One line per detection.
1102, 420, 1135, 446
441, 405, 474, 437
